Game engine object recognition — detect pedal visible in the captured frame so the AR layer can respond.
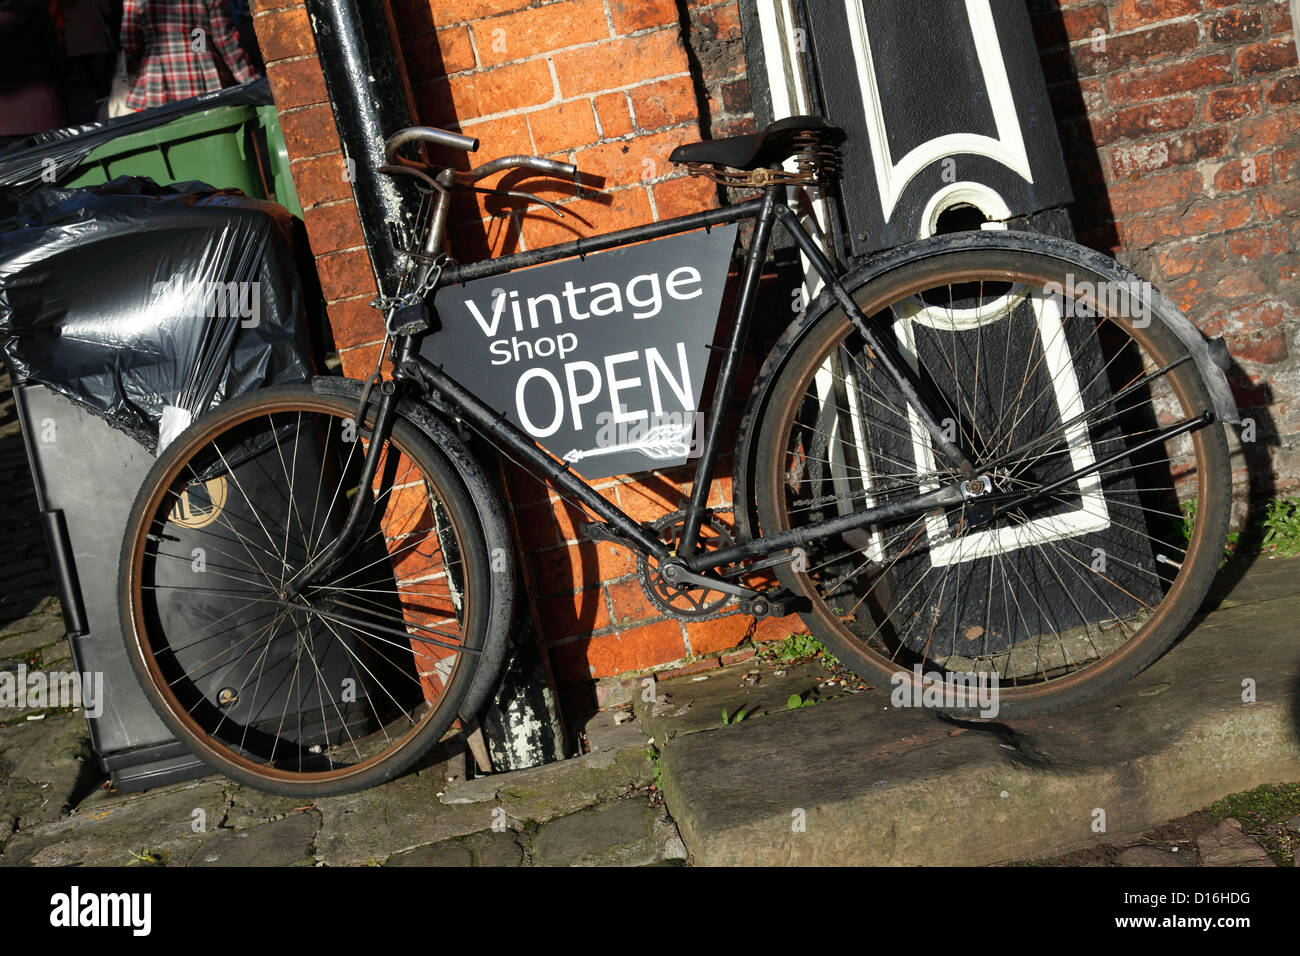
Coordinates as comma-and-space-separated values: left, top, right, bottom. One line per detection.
739, 589, 795, 619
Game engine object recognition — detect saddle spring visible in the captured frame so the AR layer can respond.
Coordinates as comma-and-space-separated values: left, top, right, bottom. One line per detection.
687, 128, 841, 190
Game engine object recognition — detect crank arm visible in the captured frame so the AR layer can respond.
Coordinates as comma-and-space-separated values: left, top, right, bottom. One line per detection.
659, 563, 760, 600
969, 410, 1215, 528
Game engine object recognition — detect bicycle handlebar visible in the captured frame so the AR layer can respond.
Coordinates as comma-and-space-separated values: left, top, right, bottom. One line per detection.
456, 155, 578, 183
384, 126, 580, 185
379, 127, 584, 268
384, 125, 480, 163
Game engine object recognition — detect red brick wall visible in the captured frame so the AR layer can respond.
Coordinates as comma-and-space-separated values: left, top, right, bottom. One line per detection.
1033, 0, 1299, 500
252, 0, 1300, 710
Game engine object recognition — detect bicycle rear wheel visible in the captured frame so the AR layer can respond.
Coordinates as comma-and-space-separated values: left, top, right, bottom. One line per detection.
754, 236, 1231, 717
120, 384, 494, 796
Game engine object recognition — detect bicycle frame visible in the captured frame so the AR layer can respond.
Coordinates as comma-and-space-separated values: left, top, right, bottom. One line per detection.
283, 182, 980, 599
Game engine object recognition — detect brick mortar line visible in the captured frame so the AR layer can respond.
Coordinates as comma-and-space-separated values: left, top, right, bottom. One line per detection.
413, 23, 682, 81
409, 0, 677, 42
1097, 127, 1298, 171
405, 0, 612, 32
1088, 81, 1247, 115
284, 144, 347, 164
1070, 53, 1293, 92
1088, 101, 1300, 145
465, 22, 483, 72
301, 197, 355, 211
1061, 12, 1211, 49
335, 338, 386, 355
326, 292, 376, 309
424, 71, 694, 129
251, 4, 304, 19
316, 242, 369, 259
289, 150, 342, 163
273, 101, 334, 119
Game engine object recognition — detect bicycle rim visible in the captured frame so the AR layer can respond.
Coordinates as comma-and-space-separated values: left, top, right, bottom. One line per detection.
755, 247, 1230, 714
121, 388, 486, 793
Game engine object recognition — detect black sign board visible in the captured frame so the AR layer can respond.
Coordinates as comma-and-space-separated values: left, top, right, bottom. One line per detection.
740, 0, 1074, 258
427, 225, 738, 478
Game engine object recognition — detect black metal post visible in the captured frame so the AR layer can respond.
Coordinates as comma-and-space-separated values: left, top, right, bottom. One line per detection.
302, 0, 572, 767
303, 0, 421, 300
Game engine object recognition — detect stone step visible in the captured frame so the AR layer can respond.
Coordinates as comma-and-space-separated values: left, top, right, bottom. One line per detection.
650, 558, 1300, 865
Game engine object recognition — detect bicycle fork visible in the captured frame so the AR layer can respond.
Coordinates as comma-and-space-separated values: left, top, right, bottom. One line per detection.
278, 381, 403, 601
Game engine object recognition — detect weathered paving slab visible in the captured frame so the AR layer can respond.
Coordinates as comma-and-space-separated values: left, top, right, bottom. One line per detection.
531, 796, 686, 866
313, 763, 494, 866
0, 619, 67, 661
656, 558, 1300, 865
1195, 818, 1274, 867
193, 811, 320, 867
0, 711, 93, 833
386, 828, 525, 867
1, 780, 228, 866
222, 785, 309, 830
635, 659, 833, 743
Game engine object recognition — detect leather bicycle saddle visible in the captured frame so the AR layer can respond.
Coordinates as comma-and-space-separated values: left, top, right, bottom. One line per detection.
669, 115, 845, 171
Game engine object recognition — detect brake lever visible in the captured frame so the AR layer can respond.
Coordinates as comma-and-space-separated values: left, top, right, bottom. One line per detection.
465, 184, 567, 219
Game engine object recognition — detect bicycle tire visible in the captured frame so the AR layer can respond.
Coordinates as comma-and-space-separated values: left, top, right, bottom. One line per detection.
119, 383, 499, 796
753, 238, 1231, 718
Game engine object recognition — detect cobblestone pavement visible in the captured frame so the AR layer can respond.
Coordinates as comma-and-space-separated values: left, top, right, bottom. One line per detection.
0, 372, 59, 632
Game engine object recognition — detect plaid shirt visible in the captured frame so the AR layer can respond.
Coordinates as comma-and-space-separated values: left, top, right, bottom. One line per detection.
121, 0, 259, 111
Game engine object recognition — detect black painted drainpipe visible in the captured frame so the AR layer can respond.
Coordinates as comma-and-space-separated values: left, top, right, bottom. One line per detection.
300, 0, 572, 770
302, 0, 421, 301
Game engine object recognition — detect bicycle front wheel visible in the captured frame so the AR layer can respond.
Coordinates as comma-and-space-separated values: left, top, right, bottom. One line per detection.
120, 384, 494, 796
754, 235, 1231, 718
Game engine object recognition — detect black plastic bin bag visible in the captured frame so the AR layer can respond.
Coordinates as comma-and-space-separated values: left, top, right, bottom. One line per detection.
0, 176, 312, 452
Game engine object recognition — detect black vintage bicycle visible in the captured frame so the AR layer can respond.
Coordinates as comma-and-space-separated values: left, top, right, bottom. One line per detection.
118, 116, 1238, 795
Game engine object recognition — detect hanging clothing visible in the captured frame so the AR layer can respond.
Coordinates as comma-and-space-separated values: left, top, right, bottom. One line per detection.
120, 0, 258, 112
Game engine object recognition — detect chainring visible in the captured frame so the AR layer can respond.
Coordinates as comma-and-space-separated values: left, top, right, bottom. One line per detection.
636, 509, 740, 622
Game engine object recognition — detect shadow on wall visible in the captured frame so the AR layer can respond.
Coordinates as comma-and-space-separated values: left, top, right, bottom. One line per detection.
1030, 2, 1121, 251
